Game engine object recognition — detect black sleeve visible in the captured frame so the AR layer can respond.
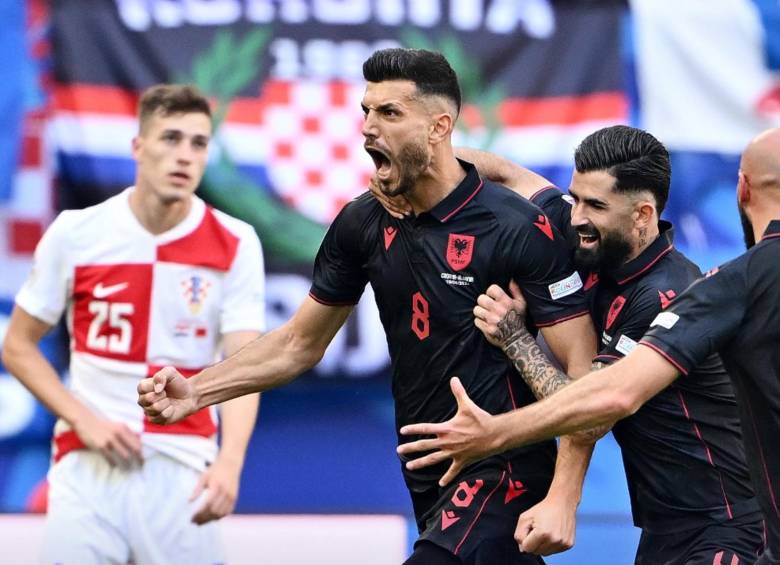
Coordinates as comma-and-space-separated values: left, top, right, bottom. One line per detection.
309, 202, 370, 306
509, 215, 589, 327
595, 286, 662, 365
530, 186, 577, 251
641, 258, 748, 375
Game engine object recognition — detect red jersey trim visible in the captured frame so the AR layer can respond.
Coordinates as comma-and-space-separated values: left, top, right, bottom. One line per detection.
53, 430, 86, 463
308, 290, 359, 307
616, 244, 673, 286
454, 470, 507, 555
440, 180, 484, 223
675, 388, 733, 519
529, 185, 558, 203
637, 341, 689, 376
157, 207, 240, 271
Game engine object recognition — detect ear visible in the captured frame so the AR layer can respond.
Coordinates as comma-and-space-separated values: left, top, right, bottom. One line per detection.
737, 170, 751, 205
634, 200, 656, 229
131, 135, 142, 160
429, 112, 454, 145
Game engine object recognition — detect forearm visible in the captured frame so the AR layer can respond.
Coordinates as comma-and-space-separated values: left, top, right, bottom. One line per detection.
2, 338, 92, 426
503, 329, 572, 399
217, 394, 259, 466
490, 346, 679, 451
193, 325, 321, 409
546, 435, 594, 508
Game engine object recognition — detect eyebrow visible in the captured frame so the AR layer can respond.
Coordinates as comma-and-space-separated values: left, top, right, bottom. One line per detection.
569, 187, 608, 207
361, 102, 403, 113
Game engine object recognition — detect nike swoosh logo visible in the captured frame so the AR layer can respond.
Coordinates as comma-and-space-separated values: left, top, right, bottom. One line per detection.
93, 282, 128, 299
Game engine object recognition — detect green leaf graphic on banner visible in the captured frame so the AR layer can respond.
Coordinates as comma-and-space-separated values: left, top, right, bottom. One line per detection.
183, 28, 327, 267
399, 29, 505, 149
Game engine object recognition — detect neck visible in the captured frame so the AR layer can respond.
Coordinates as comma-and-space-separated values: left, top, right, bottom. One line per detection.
625, 222, 661, 263
128, 185, 192, 235
406, 146, 465, 214
747, 190, 780, 242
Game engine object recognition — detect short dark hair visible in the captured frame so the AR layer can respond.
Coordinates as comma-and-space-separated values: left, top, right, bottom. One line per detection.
362, 48, 461, 115
138, 84, 211, 131
574, 125, 671, 214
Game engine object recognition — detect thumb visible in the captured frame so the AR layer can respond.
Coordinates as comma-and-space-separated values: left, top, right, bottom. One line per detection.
515, 514, 534, 550
450, 377, 471, 410
508, 279, 524, 300
154, 367, 175, 393
190, 470, 208, 502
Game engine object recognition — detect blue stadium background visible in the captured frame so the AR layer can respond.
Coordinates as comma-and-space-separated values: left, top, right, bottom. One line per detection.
2, 1, 780, 562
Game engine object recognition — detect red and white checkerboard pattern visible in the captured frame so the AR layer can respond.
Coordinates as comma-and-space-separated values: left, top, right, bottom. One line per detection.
257, 81, 375, 224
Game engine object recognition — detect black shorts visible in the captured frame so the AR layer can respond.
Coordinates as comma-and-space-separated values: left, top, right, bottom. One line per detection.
634, 513, 765, 565
409, 460, 551, 564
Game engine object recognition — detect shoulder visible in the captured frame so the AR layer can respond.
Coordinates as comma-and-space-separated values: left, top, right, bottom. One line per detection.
474, 180, 541, 225
330, 191, 385, 231
639, 248, 703, 295
46, 195, 119, 244
210, 206, 259, 244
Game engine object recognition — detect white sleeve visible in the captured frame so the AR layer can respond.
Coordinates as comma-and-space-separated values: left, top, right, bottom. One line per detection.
220, 226, 266, 334
15, 212, 72, 325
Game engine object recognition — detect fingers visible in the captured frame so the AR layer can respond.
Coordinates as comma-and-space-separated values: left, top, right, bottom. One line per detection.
399, 422, 446, 436
192, 488, 234, 525
137, 377, 157, 395
403, 450, 450, 471
153, 367, 177, 393
190, 473, 207, 502
450, 377, 472, 410
485, 284, 510, 302
439, 461, 464, 487
509, 279, 524, 300
115, 426, 143, 466
514, 514, 534, 548
396, 437, 444, 456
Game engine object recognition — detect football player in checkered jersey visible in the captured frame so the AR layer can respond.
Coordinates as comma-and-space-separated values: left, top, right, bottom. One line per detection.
2, 84, 265, 565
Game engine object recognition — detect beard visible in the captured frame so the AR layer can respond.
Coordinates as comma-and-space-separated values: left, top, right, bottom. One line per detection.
739, 206, 756, 249
378, 140, 429, 198
574, 226, 634, 273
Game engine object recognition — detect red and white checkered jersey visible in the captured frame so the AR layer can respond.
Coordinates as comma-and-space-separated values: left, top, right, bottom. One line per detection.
16, 188, 266, 470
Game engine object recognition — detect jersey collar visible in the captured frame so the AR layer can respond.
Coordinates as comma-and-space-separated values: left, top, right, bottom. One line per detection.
762, 219, 780, 240
428, 160, 484, 223
609, 220, 675, 286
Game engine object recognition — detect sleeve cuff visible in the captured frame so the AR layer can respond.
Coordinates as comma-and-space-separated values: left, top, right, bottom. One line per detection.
638, 338, 691, 376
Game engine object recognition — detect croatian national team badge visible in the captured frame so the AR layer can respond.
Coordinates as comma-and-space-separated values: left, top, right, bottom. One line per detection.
181, 275, 211, 315
446, 233, 475, 272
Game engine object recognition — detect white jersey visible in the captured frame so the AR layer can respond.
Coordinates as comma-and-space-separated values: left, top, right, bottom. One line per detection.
16, 188, 265, 470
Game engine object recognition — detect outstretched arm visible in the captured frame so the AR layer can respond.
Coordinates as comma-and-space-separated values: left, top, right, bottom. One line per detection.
138, 296, 353, 424
398, 346, 679, 475
455, 147, 552, 199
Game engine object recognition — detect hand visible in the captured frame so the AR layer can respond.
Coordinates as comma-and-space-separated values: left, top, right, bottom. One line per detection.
190, 454, 242, 525
397, 377, 500, 486
368, 176, 412, 219
137, 367, 198, 425
515, 495, 577, 555
473, 281, 528, 348
71, 411, 143, 468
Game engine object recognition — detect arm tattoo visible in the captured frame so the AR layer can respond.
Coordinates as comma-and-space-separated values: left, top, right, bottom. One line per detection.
502, 328, 572, 399
494, 308, 526, 347
503, 335, 612, 440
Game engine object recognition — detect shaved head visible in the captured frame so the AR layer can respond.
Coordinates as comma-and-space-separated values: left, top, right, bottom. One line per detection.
741, 128, 780, 191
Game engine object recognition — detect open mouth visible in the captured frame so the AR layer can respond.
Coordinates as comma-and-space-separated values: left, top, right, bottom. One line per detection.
364, 146, 392, 179
577, 229, 600, 248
